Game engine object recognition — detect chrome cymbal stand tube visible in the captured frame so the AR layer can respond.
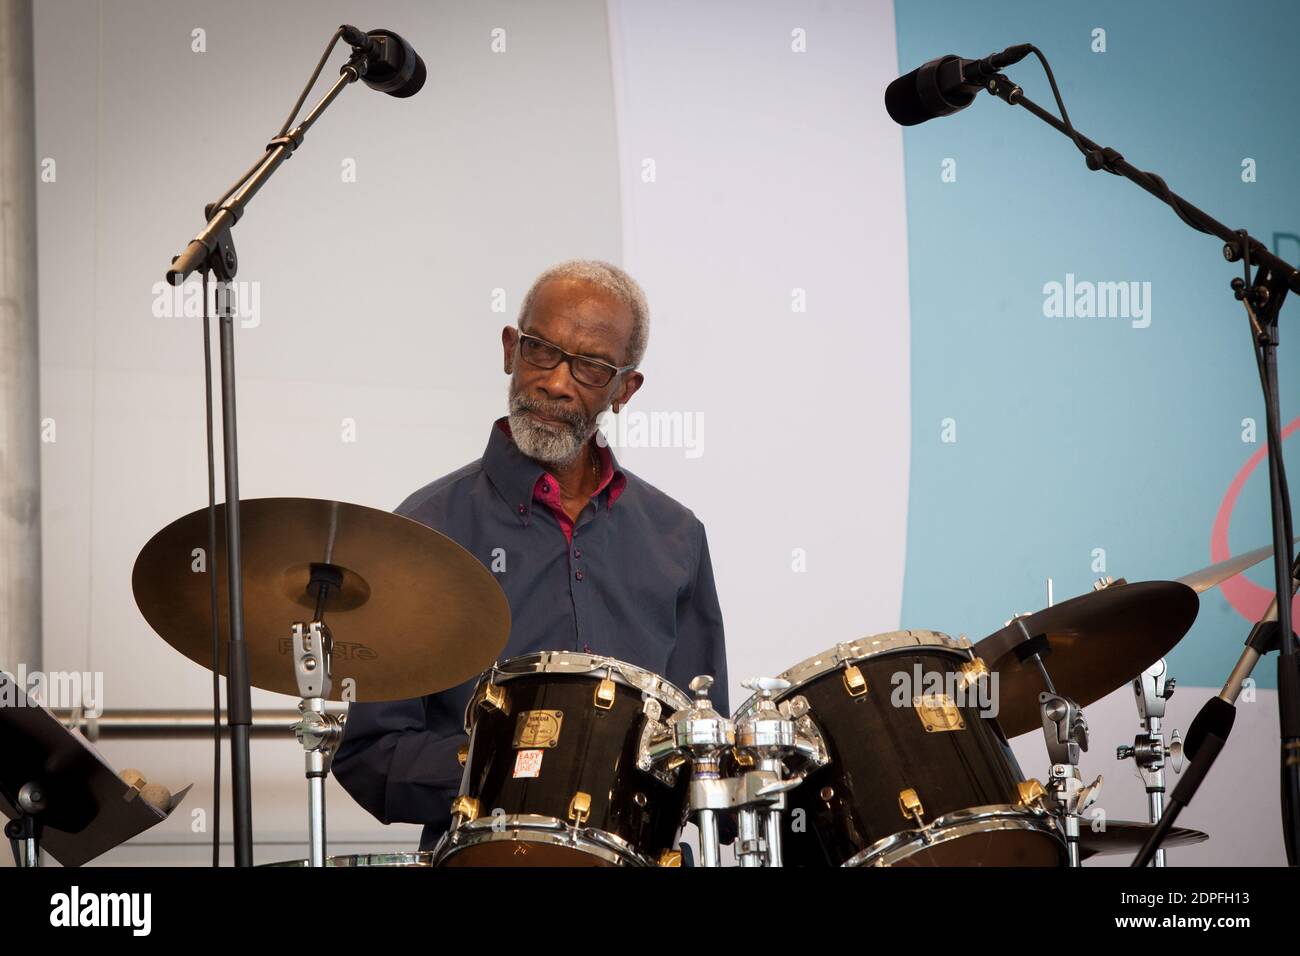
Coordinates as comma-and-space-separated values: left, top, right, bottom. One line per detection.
289, 567, 346, 867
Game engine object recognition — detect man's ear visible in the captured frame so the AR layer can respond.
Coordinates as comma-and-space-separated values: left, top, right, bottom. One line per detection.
502, 325, 516, 374
612, 371, 644, 412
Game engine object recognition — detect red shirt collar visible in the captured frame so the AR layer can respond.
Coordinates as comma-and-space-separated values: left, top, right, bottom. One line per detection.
494, 417, 627, 510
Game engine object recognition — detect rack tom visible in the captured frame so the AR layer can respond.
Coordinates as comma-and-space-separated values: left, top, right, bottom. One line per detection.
433, 652, 691, 867
739, 630, 1065, 867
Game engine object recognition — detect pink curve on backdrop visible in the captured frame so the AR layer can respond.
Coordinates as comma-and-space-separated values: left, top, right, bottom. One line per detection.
1210, 415, 1300, 622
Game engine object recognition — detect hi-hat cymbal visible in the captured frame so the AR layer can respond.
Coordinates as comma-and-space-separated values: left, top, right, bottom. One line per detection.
975, 581, 1198, 738
1175, 537, 1298, 593
1079, 821, 1208, 860
132, 498, 510, 702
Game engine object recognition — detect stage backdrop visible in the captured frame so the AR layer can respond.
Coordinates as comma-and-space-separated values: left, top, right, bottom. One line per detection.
18, 0, 1298, 865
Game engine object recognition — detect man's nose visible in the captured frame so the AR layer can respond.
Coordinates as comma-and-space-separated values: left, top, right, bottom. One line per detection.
536, 359, 579, 400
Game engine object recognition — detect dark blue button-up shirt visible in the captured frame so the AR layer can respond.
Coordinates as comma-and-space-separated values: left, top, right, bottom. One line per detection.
333, 418, 729, 849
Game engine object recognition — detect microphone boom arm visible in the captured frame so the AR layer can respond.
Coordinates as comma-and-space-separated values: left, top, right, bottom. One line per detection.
165, 51, 365, 285
982, 73, 1300, 293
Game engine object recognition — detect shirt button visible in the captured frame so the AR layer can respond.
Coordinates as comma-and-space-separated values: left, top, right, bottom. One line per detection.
573, 549, 582, 558
575, 570, 584, 581
517, 503, 526, 515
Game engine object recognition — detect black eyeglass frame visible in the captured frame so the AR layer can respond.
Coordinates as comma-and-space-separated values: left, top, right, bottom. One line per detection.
515, 329, 637, 388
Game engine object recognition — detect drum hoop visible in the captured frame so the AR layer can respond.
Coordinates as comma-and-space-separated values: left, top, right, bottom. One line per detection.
842, 803, 1063, 867
261, 851, 438, 867
434, 814, 654, 867
475, 651, 692, 711
733, 629, 970, 716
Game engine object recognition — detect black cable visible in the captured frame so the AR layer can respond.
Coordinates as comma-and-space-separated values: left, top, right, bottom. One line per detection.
209, 27, 347, 216
1027, 45, 1214, 236
1240, 242, 1297, 646
1027, 46, 1092, 161
202, 272, 222, 866
278, 26, 347, 137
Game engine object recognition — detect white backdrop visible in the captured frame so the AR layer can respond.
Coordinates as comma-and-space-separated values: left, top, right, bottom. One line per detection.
32, 0, 625, 864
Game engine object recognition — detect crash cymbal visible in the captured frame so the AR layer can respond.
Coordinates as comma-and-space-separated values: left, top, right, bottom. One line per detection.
1079, 821, 1207, 860
1175, 537, 1299, 593
975, 580, 1198, 738
132, 498, 510, 702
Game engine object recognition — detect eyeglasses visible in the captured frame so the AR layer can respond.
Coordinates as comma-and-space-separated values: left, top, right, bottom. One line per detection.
516, 330, 635, 388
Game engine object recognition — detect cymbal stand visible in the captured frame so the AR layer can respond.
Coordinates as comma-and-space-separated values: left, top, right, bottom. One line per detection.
1116, 660, 1183, 866
290, 564, 346, 867
1015, 618, 1102, 867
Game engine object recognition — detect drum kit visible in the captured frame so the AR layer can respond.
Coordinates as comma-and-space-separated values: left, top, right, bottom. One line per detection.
130, 496, 1286, 867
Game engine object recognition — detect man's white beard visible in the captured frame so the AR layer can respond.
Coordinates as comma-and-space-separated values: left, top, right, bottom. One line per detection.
508, 389, 601, 467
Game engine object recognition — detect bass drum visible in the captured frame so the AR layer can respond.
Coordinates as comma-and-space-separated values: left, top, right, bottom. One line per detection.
434, 652, 690, 867
736, 630, 1066, 867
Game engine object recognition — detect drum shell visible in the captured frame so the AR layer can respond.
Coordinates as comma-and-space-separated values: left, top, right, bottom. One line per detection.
781, 646, 1056, 866
449, 671, 687, 865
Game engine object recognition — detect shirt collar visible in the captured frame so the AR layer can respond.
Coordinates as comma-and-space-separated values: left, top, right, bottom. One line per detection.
484, 417, 627, 524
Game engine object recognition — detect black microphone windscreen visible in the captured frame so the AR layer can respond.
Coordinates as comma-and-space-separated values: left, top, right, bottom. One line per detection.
362, 29, 427, 98
392, 52, 426, 98
884, 56, 976, 127
884, 67, 929, 126
1184, 696, 1237, 762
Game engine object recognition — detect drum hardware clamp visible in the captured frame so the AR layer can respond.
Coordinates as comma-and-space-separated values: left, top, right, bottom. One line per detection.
1117, 658, 1183, 867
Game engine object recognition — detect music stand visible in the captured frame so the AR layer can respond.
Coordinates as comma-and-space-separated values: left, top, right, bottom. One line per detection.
0, 671, 191, 867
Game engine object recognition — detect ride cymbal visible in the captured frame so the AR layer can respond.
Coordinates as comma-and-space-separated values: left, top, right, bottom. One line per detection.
975, 580, 1198, 738
132, 498, 510, 702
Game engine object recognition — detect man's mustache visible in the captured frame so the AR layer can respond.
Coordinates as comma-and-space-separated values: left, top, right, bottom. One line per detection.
511, 393, 588, 429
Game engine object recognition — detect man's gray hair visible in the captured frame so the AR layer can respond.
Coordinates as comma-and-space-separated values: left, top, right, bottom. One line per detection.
517, 260, 650, 368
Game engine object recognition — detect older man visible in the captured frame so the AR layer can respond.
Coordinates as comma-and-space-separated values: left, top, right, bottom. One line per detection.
332, 260, 729, 852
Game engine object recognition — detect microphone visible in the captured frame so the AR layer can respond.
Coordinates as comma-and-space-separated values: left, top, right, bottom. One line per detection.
885, 44, 1032, 126
342, 26, 427, 98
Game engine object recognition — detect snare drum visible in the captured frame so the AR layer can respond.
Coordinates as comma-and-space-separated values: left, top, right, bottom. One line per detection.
433, 652, 691, 867
738, 630, 1065, 867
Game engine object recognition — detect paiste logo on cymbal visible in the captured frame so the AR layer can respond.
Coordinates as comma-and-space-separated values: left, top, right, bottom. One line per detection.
276, 637, 378, 661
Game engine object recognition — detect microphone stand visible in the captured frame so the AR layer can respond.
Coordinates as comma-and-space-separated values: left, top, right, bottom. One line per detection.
977, 68, 1299, 865
163, 39, 371, 866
